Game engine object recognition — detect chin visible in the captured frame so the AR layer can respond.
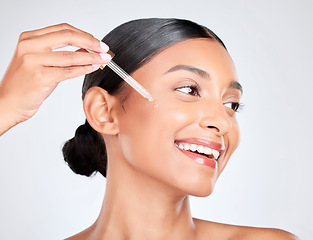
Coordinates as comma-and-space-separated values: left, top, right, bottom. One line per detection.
177, 178, 216, 198
190, 185, 215, 198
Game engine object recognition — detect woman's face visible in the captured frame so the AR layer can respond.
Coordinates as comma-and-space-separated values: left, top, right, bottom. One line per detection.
114, 39, 241, 197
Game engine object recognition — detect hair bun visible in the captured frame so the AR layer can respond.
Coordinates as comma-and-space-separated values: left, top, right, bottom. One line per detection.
62, 121, 107, 177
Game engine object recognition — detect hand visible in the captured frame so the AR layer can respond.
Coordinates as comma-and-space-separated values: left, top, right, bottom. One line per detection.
0, 23, 111, 135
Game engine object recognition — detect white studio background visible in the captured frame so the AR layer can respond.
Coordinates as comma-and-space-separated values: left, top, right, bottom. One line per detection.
0, 0, 312, 239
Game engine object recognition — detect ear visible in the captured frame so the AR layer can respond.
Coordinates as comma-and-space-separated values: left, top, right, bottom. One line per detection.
83, 86, 119, 135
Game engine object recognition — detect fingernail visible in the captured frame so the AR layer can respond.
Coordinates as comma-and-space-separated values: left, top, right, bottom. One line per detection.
92, 64, 101, 69
100, 53, 112, 62
100, 41, 109, 52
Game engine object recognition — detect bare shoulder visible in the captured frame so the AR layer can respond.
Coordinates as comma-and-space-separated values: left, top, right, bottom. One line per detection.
193, 218, 299, 240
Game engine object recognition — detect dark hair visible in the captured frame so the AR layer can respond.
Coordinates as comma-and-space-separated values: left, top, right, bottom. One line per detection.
62, 18, 226, 177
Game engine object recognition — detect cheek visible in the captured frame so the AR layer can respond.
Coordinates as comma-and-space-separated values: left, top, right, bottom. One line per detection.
116, 97, 195, 176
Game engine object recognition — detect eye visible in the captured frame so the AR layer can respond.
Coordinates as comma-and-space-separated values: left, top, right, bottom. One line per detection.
224, 102, 241, 112
175, 85, 200, 97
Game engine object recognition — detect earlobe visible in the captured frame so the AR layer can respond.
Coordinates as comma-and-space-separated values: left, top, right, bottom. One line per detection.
83, 87, 119, 135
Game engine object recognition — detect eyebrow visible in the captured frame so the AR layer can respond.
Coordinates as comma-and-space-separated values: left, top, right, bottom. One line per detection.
229, 81, 243, 95
165, 65, 211, 79
165, 64, 243, 94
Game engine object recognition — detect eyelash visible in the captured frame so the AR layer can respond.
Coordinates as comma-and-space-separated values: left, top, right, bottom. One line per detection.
175, 85, 243, 113
175, 85, 200, 97
224, 102, 243, 112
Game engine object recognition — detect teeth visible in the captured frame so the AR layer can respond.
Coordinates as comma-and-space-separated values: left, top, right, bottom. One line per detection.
197, 145, 204, 153
190, 144, 197, 152
177, 142, 221, 160
204, 147, 212, 155
183, 143, 190, 151
212, 149, 220, 159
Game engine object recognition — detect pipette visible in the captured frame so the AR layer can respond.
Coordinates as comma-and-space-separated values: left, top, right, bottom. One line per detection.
100, 51, 154, 102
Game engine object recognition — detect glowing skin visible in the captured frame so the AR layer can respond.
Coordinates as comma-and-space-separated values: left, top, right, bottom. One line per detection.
114, 39, 241, 197
78, 39, 296, 240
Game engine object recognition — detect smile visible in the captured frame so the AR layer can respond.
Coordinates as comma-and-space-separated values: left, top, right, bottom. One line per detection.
177, 142, 220, 160
174, 138, 224, 169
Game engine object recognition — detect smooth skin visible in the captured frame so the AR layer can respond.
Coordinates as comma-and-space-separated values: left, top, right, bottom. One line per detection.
0, 23, 111, 136
69, 39, 298, 240
0, 25, 298, 240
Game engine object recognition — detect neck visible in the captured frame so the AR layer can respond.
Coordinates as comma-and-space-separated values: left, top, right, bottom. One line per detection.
91, 165, 196, 240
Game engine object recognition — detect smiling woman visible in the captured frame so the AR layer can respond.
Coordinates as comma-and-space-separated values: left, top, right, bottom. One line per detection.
0, 18, 298, 240
60, 18, 298, 239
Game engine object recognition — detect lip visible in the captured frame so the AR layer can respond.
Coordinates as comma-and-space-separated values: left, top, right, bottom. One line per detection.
177, 147, 218, 169
174, 138, 225, 169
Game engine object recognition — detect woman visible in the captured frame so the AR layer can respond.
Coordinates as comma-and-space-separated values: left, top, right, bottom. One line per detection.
0, 19, 298, 239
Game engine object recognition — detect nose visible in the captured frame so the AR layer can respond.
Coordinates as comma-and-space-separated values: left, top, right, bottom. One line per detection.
198, 102, 232, 136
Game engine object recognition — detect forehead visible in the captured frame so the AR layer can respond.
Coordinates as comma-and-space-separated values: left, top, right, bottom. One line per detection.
133, 38, 238, 83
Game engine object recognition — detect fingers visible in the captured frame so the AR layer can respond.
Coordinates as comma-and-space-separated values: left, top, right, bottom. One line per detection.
17, 23, 109, 58
19, 23, 88, 41
18, 29, 108, 55
0, 23, 107, 126
45, 64, 101, 83
13, 24, 111, 85
31, 51, 111, 67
